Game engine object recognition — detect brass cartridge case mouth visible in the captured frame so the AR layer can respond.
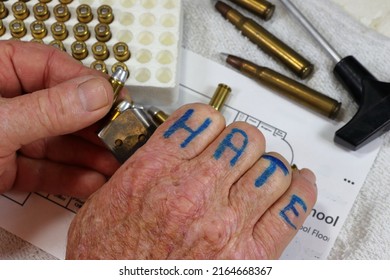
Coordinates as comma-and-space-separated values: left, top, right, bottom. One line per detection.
71, 41, 89, 60
76, 4, 93, 23
54, 4, 71, 22
12, 2, 30, 20
49, 40, 66, 51
33, 3, 50, 21
91, 60, 108, 74
51, 22, 68, 41
9, 19, 27, 38
97, 5, 114, 24
39, 0, 53, 3
95, 23, 111, 42
59, 0, 74, 4
73, 23, 90, 41
113, 42, 131, 62
30, 38, 44, 44
92, 41, 110, 60
30, 20, 48, 39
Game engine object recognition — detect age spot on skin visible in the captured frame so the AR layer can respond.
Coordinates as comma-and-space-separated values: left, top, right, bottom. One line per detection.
254, 154, 289, 188
163, 109, 212, 148
279, 194, 307, 230
213, 128, 248, 167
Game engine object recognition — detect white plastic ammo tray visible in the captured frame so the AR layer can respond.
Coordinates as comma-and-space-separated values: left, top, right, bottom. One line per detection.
0, 0, 183, 106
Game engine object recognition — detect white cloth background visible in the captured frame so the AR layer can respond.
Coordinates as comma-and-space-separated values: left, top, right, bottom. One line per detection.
1, 0, 390, 259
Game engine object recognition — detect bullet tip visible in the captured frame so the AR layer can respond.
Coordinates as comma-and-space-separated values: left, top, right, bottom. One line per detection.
112, 67, 129, 84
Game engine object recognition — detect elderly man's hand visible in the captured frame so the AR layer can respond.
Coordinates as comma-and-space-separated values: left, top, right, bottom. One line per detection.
0, 41, 120, 197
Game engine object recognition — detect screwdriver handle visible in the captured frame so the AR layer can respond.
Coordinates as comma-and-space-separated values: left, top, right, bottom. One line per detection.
333, 56, 377, 105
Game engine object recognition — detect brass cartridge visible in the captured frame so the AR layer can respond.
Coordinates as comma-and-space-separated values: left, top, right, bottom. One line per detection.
71, 41, 89, 60
92, 42, 109, 60
49, 40, 66, 51
209, 83, 231, 111
228, 0, 275, 21
113, 42, 131, 62
54, 4, 71, 22
59, 0, 73, 4
0, 20, 5, 37
73, 23, 90, 41
39, 0, 52, 3
12, 2, 29, 20
97, 5, 114, 24
31, 38, 44, 44
9, 19, 26, 38
91, 60, 108, 74
30, 20, 47, 39
215, 1, 313, 79
51, 22, 68, 41
95, 23, 111, 42
76, 4, 93, 23
111, 62, 128, 75
223, 53, 341, 119
0, 2, 8, 20
33, 3, 50, 21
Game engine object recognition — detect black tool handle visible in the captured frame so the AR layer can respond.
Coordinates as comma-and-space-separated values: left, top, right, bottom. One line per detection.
333, 56, 377, 105
334, 79, 390, 150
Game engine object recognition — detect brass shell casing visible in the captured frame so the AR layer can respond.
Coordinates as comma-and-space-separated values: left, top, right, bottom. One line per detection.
71, 41, 89, 60
49, 40, 66, 51
111, 62, 128, 75
97, 5, 114, 24
113, 42, 131, 62
51, 22, 68, 41
228, 0, 275, 21
33, 3, 50, 21
31, 38, 44, 44
91, 60, 108, 74
228, 54, 340, 119
59, 0, 73, 4
92, 42, 110, 60
39, 0, 53, 3
95, 23, 111, 42
76, 4, 93, 23
9, 19, 27, 38
209, 83, 231, 111
0, 2, 8, 20
73, 23, 90, 41
216, 2, 313, 79
0, 20, 5, 37
12, 2, 30, 20
30, 20, 47, 39
54, 4, 71, 22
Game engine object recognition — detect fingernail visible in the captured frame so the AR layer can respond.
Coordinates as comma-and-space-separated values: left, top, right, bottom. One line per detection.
300, 168, 317, 185
78, 78, 109, 112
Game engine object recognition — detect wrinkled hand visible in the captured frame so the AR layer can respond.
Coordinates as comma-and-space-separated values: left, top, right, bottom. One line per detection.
0, 41, 120, 197
67, 104, 317, 259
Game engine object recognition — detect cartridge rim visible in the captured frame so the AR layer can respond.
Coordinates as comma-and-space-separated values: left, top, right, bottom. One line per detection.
12, 2, 29, 20
0, 2, 8, 20
95, 23, 111, 42
33, 3, 50, 21
97, 5, 114, 24
54, 4, 71, 22
51, 22, 68, 41
0, 20, 5, 37
113, 42, 131, 62
90, 60, 108, 74
31, 38, 44, 44
71, 41, 89, 60
49, 40, 66, 52
30, 20, 47, 39
9, 19, 26, 38
76, 4, 93, 23
73, 23, 90, 41
92, 42, 109, 60
111, 62, 129, 75
59, 0, 74, 4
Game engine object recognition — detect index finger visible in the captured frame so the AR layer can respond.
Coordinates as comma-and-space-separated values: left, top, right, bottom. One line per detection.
0, 40, 108, 97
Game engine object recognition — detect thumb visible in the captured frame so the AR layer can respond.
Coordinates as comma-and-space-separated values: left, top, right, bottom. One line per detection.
1, 75, 113, 152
